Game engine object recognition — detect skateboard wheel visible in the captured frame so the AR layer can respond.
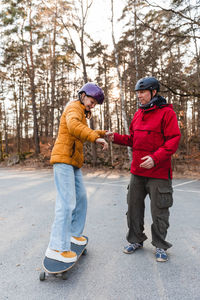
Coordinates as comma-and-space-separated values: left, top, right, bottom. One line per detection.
62, 272, 68, 280
83, 249, 87, 255
39, 272, 46, 281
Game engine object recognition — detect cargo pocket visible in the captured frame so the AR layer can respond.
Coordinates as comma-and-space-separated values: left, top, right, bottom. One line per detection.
157, 186, 173, 208
126, 184, 130, 204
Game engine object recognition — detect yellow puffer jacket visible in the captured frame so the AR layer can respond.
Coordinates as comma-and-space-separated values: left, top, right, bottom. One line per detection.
50, 100, 106, 168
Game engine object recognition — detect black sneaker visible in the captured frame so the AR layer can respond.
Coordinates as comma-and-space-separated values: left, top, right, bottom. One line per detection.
123, 242, 143, 254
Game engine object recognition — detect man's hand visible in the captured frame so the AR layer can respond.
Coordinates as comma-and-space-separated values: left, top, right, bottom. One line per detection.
140, 156, 155, 169
96, 138, 108, 150
105, 131, 114, 142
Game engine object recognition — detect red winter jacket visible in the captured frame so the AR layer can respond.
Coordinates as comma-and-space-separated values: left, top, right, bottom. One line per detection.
114, 103, 181, 179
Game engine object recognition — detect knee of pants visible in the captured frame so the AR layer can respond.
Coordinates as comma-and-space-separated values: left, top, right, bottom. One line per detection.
155, 215, 169, 234
77, 190, 87, 205
55, 203, 75, 219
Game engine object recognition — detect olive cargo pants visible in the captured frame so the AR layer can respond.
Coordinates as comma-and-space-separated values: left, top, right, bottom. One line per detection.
126, 174, 173, 250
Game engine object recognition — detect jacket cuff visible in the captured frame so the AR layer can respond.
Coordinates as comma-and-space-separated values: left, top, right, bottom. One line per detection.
89, 131, 100, 143
150, 155, 158, 166
113, 133, 121, 143
95, 130, 106, 137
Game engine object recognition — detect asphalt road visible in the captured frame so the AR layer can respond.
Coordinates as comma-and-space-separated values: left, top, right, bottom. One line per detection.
0, 168, 200, 300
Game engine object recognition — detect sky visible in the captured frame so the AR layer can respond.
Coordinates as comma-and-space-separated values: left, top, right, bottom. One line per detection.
85, 0, 127, 45
85, 0, 172, 45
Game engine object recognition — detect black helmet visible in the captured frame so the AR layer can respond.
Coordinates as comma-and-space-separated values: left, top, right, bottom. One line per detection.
135, 77, 160, 92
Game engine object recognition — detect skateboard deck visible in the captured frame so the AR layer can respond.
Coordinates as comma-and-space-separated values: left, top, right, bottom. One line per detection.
40, 236, 88, 281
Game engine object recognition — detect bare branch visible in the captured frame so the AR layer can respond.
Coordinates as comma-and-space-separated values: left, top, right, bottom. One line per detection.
135, 13, 200, 40
143, 0, 200, 26
161, 82, 200, 98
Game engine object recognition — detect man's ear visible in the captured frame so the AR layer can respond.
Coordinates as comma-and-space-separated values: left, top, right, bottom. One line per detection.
152, 90, 157, 97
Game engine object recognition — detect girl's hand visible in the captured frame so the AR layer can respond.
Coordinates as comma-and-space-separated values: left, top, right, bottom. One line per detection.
96, 138, 108, 150
105, 131, 114, 142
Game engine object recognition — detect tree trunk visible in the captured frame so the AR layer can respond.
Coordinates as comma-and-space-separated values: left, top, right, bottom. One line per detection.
190, 3, 200, 150
14, 91, 21, 153
23, 5, 40, 155
50, 7, 57, 137
111, 0, 132, 164
133, 0, 139, 109
80, 0, 97, 166
30, 78, 40, 155
0, 132, 3, 161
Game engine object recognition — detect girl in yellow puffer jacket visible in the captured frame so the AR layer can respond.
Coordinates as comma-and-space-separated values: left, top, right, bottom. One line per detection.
45, 83, 108, 263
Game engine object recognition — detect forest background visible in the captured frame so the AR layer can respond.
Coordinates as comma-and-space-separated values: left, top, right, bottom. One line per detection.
0, 0, 199, 177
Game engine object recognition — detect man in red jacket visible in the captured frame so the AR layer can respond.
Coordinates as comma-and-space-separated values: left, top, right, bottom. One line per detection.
106, 77, 181, 262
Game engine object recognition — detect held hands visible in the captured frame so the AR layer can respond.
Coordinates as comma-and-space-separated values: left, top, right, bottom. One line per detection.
140, 156, 155, 169
105, 131, 114, 142
96, 138, 108, 151
96, 130, 114, 150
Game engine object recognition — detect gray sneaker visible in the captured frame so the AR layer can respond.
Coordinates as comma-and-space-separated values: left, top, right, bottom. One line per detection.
123, 242, 143, 254
155, 248, 168, 262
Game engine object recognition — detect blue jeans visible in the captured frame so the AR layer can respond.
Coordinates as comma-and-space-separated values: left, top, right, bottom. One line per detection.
49, 163, 87, 251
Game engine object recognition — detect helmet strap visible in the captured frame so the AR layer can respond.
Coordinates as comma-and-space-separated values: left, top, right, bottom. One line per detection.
79, 92, 85, 105
150, 90, 157, 100
150, 90, 153, 100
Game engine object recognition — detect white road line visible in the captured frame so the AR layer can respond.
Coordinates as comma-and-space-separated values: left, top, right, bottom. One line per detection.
107, 179, 129, 184
84, 180, 200, 193
173, 179, 198, 188
174, 188, 200, 193
84, 181, 127, 187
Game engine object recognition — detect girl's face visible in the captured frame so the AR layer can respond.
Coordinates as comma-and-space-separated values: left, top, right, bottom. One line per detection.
81, 94, 98, 111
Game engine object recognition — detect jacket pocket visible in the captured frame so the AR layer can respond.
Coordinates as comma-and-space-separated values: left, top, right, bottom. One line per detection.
70, 142, 75, 157
133, 130, 155, 152
157, 186, 173, 208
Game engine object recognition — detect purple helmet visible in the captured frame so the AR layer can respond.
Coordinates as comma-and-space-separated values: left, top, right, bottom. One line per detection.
78, 82, 104, 104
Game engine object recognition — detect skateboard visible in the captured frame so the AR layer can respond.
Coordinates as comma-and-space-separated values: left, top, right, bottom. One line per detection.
39, 236, 88, 281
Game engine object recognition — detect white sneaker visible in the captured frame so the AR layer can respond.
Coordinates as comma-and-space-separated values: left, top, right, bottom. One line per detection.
45, 248, 77, 263
71, 236, 87, 245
